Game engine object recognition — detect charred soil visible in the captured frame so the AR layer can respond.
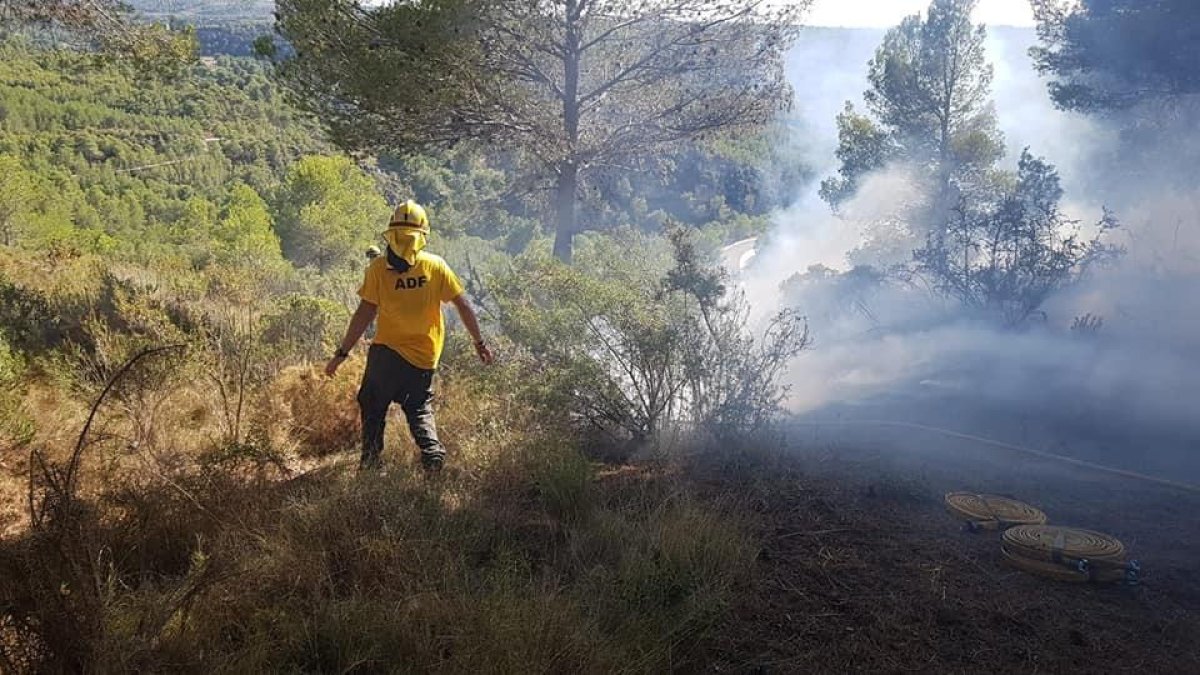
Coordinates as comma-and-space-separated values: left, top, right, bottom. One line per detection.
687, 438, 1200, 674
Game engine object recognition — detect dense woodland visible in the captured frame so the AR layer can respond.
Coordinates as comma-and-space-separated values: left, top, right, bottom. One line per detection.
0, 37, 798, 260
0, 0, 1196, 671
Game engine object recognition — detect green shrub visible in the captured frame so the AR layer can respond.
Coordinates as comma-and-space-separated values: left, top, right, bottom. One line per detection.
0, 335, 32, 449
525, 441, 593, 523
491, 229, 811, 455
0, 277, 61, 353
261, 294, 348, 362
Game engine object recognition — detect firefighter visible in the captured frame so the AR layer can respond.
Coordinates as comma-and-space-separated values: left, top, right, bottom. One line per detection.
326, 200, 493, 472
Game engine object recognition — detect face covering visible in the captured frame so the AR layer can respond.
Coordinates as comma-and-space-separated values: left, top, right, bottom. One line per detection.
385, 245, 411, 273
383, 226, 427, 268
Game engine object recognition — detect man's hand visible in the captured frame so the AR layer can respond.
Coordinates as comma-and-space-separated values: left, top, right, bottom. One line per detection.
325, 301, 376, 377
451, 295, 494, 365
474, 340, 495, 365
325, 354, 347, 377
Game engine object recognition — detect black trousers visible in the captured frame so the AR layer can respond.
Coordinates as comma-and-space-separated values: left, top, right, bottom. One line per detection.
356, 344, 444, 468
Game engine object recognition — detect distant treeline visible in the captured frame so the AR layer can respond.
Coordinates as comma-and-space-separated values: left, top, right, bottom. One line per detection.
129, 0, 273, 23
129, 0, 273, 56
193, 22, 271, 57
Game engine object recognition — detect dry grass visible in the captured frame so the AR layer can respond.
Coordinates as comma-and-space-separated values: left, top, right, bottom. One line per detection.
14, 250, 1194, 673
256, 357, 365, 456
0, 450, 755, 673
0, 337, 756, 673
6, 329, 1197, 673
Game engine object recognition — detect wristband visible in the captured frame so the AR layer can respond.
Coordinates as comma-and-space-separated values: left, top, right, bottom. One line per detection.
335, 348, 350, 359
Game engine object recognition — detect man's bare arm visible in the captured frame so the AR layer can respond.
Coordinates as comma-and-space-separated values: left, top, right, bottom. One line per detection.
450, 294, 494, 365
325, 300, 378, 376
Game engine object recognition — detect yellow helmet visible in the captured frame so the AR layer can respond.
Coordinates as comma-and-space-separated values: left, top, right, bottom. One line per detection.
389, 199, 429, 233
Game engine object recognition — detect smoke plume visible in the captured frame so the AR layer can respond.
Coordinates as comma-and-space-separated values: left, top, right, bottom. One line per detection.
748, 26, 1200, 481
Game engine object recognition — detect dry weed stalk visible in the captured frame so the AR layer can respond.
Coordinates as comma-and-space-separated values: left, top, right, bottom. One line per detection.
28, 344, 185, 530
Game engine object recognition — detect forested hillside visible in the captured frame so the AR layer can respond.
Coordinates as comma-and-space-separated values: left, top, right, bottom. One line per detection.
0, 35, 796, 264
129, 0, 273, 56
0, 6, 817, 664
0, 40, 326, 260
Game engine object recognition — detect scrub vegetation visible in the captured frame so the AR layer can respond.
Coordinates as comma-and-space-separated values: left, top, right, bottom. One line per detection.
1, 0, 1198, 672
0, 9, 803, 668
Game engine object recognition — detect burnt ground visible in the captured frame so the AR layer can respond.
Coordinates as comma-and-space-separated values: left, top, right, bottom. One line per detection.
686, 423, 1200, 674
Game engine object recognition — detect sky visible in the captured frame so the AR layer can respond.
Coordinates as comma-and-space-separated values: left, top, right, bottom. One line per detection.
804, 0, 1035, 27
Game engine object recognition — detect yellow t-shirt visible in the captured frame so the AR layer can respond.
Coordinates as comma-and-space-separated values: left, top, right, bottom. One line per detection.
358, 251, 465, 370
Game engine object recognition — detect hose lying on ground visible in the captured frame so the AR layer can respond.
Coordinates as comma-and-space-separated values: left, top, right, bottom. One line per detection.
1002, 524, 1138, 584
794, 419, 1181, 584
944, 492, 1048, 531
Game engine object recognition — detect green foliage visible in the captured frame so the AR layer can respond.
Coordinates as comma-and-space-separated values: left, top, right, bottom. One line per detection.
578, 495, 751, 638
662, 228, 812, 439
819, 103, 895, 208
0, 154, 49, 246
102, 24, 199, 77
0, 333, 32, 449
0, 0, 197, 72
1030, 0, 1200, 190
0, 276, 62, 353
914, 149, 1122, 324
214, 183, 280, 262
261, 294, 348, 361
379, 146, 542, 243
525, 438, 594, 523
0, 38, 329, 264
492, 229, 809, 455
273, 0, 485, 151
0, 334, 18, 383
1032, 0, 1200, 112
821, 0, 1121, 321
493, 239, 682, 452
273, 156, 389, 272
0, 30, 806, 673
374, 127, 796, 253
250, 33, 277, 59
864, 0, 995, 151
822, 0, 1003, 216
275, 0, 805, 260
585, 124, 809, 238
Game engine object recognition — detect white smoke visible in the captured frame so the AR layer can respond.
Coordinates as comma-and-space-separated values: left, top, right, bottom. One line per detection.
749, 26, 1200, 480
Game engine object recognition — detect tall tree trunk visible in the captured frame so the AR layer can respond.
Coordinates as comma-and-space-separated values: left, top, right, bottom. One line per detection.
553, 0, 582, 263
553, 161, 577, 263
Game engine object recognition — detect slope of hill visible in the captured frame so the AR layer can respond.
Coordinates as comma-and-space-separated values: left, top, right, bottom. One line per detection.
3, 9, 1195, 673
0, 39, 330, 260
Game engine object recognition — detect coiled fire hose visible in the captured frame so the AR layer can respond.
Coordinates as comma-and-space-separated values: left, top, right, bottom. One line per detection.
944, 493, 1139, 583
1002, 525, 1139, 584
794, 419, 1182, 583
944, 492, 1048, 531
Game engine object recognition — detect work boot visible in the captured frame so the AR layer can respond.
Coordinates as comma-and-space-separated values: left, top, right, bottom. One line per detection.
421, 453, 444, 476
